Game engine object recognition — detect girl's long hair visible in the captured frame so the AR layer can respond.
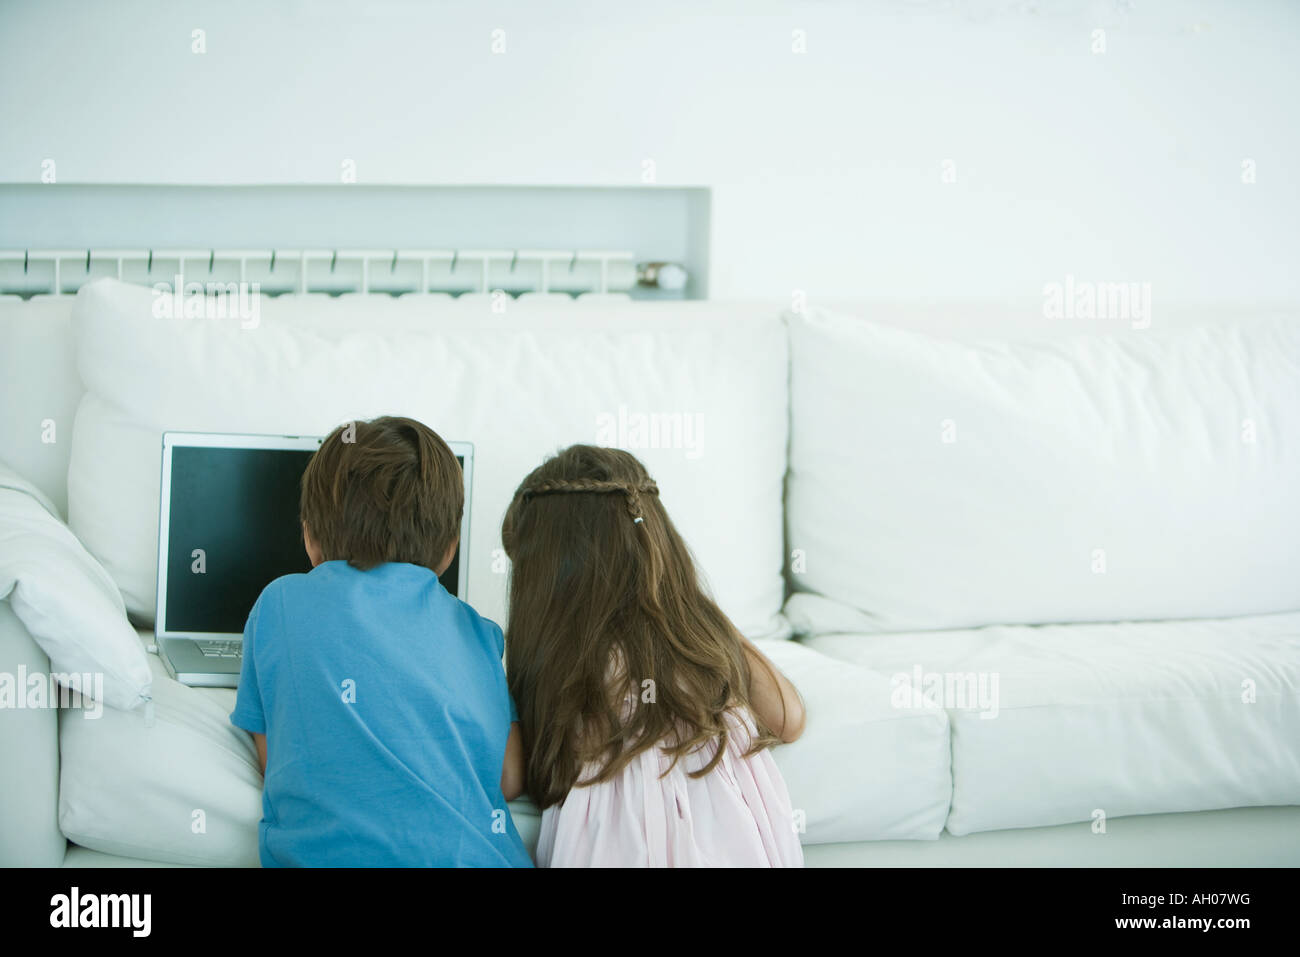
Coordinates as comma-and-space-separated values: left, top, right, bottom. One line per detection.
502, 445, 782, 810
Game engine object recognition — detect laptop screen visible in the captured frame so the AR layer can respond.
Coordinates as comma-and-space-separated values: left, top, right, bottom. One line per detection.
162, 444, 463, 635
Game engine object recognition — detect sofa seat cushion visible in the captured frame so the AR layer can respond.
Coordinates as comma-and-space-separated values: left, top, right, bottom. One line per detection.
802, 611, 1300, 835
760, 640, 952, 842
59, 631, 262, 866
57, 633, 951, 865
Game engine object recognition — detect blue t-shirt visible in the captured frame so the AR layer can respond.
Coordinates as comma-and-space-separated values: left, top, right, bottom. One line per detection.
229, 560, 533, 868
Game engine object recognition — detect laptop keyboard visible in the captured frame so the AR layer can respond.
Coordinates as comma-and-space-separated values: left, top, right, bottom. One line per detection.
195, 640, 243, 659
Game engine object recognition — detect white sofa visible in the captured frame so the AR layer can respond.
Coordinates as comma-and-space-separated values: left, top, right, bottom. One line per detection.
2, 282, 1298, 867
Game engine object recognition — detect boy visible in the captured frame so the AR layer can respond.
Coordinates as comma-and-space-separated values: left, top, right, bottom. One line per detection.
229, 416, 532, 867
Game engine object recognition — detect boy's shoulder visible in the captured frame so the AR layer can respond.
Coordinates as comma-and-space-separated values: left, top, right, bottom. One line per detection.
445, 593, 505, 653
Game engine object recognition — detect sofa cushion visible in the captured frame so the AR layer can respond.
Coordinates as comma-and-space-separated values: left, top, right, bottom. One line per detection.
59, 631, 261, 866
0, 297, 81, 518
758, 639, 951, 843
803, 611, 1300, 835
57, 633, 950, 864
67, 279, 790, 639
786, 307, 1300, 632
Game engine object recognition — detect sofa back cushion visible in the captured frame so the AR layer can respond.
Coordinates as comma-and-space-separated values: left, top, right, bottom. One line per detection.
0, 297, 82, 518
786, 306, 1300, 633
68, 280, 791, 638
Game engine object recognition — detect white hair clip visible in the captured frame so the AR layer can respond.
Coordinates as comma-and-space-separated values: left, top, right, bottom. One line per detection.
633, 516, 644, 524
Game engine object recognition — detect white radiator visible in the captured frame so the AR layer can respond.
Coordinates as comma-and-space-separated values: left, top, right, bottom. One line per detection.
0, 248, 666, 298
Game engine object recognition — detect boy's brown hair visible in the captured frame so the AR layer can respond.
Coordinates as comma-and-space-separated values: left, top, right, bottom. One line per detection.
300, 416, 463, 572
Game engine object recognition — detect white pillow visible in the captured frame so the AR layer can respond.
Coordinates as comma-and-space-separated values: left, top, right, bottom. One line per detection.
67, 279, 791, 639
787, 307, 1300, 633
0, 463, 151, 712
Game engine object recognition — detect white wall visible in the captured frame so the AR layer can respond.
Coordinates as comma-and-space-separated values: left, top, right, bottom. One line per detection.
2, 0, 1297, 304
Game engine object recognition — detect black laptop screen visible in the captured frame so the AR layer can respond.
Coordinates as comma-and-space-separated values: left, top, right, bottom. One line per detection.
163, 445, 462, 635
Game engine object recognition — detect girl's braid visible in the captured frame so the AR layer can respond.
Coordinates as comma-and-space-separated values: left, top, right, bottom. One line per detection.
521, 477, 660, 522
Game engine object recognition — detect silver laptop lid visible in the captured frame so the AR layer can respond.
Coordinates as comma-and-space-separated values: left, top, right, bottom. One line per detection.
156, 431, 474, 641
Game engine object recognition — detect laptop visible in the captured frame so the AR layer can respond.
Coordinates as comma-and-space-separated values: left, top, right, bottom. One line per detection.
154, 431, 474, 687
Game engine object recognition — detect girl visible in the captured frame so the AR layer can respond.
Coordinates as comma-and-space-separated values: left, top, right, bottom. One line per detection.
502, 444, 806, 867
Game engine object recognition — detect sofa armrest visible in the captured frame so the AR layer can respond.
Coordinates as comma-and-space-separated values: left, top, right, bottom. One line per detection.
0, 598, 68, 865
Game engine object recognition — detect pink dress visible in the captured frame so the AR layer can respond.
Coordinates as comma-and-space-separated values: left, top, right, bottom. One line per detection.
536, 707, 804, 867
